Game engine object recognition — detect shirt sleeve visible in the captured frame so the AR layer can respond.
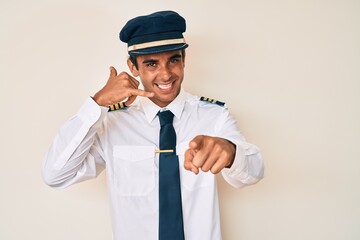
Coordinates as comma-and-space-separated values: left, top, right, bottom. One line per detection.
41, 97, 108, 188
215, 108, 264, 188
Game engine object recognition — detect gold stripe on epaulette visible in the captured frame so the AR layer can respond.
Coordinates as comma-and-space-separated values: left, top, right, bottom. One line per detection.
108, 102, 127, 112
200, 96, 225, 106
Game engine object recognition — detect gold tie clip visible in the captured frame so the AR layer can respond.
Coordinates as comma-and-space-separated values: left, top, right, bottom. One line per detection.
155, 149, 174, 153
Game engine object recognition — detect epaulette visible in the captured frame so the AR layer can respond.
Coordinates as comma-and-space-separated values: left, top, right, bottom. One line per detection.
108, 102, 128, 112
200, 96, 225, 107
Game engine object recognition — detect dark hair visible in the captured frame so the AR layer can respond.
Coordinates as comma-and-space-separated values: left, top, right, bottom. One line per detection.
128, 50, 186, 70
129, 55, 139, 70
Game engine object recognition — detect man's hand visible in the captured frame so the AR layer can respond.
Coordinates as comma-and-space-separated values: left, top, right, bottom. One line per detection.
93, 66, 154, 107
184, 135, 236, 175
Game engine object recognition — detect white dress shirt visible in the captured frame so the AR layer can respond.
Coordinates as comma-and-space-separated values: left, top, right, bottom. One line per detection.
42, 90, 264, 240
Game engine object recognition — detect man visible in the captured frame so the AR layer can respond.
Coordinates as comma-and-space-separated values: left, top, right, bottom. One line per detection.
42, 10, 264, 240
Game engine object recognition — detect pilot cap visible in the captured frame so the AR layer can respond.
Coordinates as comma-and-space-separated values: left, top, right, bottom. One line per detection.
119, 10, 189, 56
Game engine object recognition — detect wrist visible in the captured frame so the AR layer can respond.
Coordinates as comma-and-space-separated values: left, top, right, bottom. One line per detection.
225, 140, 236, 168
92, 92, 107, 107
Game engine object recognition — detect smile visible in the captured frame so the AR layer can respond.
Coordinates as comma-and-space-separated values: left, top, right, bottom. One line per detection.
156, 82, 173, 90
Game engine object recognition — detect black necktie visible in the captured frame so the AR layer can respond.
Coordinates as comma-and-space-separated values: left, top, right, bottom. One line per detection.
157, 110, 185, 240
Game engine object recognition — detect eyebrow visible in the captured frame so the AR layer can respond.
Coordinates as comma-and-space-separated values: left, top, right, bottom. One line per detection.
170, 54, 182, 59
142, 59, 158, 64
141, 53, 182, 64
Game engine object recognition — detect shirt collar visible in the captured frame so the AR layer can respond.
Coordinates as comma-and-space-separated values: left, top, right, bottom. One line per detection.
140, 89, 186, 123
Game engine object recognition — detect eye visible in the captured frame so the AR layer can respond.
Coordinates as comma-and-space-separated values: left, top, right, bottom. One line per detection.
170, 58, 180, 64
146, 62, 157, 67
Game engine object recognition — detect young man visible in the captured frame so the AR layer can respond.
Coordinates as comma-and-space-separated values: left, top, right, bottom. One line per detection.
42, 10, 264, 240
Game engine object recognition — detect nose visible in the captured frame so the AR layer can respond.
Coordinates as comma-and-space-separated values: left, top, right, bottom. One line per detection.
159, 64, 171, 81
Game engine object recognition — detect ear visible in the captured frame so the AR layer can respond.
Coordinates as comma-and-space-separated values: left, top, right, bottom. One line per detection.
127, 59, 139, 77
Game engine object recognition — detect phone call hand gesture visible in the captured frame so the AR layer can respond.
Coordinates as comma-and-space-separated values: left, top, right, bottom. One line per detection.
93, 66, 154, 107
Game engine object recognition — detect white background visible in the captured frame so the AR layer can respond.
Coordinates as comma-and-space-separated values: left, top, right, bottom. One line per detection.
1, 0, 359, 239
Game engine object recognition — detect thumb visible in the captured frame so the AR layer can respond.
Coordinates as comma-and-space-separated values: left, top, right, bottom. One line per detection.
109, 66, 118, 78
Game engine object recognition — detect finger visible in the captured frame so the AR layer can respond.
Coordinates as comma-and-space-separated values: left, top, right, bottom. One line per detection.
123, 73, 140, 89
124, 95, 137, 106
188, 135, 209, 169
116, 72, 139, 89
200, 144, 223, 172
184, 149, 199, 174
124, 89, 154, 106
210, 156, 229, 174
128, 78, 140, 89
209, 146, 232, 174
191, 147, 211, 170
200, 155, 218, 172
128, 88, 154, 98
189, 135, 205, 151
109, 66, 118, 78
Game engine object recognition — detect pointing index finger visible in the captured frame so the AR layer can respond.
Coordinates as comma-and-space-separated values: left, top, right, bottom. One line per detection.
189, 135, 204, 151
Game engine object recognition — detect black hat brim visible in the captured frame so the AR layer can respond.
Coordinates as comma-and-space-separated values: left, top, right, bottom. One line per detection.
128, 43, 188, 56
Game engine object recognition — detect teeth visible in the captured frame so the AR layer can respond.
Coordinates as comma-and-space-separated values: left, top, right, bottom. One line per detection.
157, 83, 172, 89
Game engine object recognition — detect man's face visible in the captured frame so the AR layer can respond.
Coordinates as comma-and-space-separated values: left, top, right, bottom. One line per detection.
128, 50, 185, 108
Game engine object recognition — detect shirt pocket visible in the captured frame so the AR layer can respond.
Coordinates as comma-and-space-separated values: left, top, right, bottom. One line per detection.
113, 145, 156, 196
177, 141, 215, 191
